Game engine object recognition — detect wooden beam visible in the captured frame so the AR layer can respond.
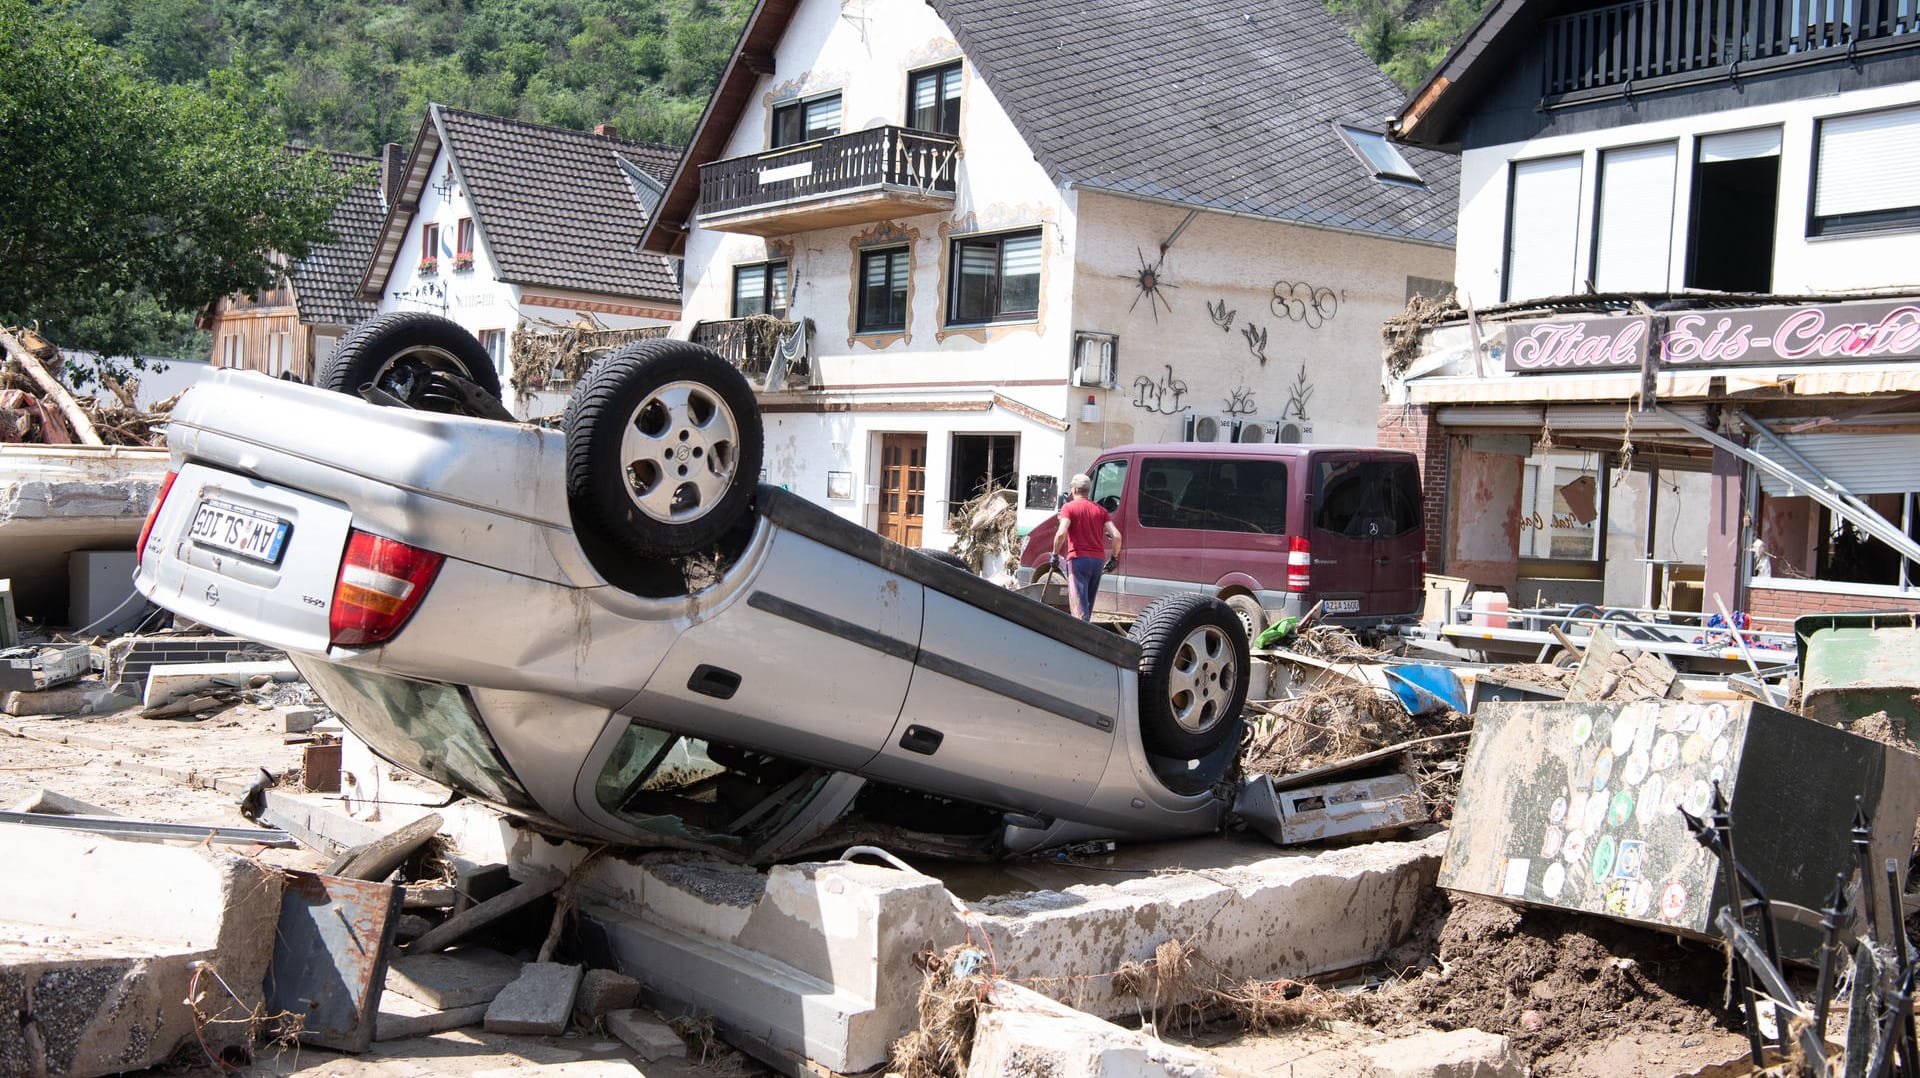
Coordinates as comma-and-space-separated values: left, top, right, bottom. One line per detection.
0, 330, 102, 446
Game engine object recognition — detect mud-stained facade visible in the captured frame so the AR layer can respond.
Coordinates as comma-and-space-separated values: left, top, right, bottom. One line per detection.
654, 0, 1457, 556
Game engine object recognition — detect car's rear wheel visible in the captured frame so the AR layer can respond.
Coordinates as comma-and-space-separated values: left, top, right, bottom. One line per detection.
565, 339, 763, 558
1131, 593, 1249, 760
1225, 593, 1267, 645
319, 312, 503, 401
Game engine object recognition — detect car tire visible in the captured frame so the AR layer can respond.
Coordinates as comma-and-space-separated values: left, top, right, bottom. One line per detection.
918, 548, 971, 572
319, 312, 503, 400
564, 339, 763, 559
1225, 593, 1267, 645
1131, 593, 1249, 760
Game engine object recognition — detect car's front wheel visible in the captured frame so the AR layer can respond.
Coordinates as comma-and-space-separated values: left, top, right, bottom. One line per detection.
564, 339, 763, 559
1131, 593, 1249, 760
319, 312, 503, 401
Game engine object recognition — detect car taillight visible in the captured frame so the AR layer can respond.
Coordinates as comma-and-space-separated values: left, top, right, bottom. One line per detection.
330, 530, 445, 648
136, 470, 179, 566
1287, 536, 1312, 592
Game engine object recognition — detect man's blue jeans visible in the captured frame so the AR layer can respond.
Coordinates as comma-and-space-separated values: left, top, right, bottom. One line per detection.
1068, 556, 1104, 621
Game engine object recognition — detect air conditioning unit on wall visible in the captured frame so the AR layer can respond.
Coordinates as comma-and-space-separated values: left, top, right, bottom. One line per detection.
1184, 414, 1238, 442
1275, 419, 1314, 444
1237, 420, 1270, 443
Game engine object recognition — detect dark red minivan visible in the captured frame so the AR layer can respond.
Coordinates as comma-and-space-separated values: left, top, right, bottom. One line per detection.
1017, 443, 1425, 637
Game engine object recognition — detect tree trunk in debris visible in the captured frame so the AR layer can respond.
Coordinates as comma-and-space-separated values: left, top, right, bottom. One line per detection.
0, 330, 103, 446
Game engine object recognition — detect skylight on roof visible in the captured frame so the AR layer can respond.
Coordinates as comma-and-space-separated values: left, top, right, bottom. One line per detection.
1338, 126, 1424, 186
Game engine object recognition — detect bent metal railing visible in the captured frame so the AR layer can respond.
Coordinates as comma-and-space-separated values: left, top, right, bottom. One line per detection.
697, 126, 958, 217
1544, 0, 1919, 95
689, 316, 814, 391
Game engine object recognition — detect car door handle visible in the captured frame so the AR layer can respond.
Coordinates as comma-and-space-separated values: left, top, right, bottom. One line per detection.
687, 664, 742, 700
899, 725, 943, 755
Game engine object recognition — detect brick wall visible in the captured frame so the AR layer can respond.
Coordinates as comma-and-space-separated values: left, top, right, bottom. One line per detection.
105, 634, 285, 695
1379, 401, 1448, 570
1748, 584, 1920, 624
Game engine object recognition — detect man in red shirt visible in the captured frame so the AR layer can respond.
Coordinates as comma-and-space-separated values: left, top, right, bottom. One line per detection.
1051, 473, 1123, 621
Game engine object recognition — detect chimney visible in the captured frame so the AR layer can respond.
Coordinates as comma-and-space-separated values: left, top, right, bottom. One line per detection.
594, 123, 618, 138
380, 142, 406, 209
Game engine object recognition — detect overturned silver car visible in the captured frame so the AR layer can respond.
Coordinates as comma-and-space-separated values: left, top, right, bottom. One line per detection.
134, 314, 1249, 861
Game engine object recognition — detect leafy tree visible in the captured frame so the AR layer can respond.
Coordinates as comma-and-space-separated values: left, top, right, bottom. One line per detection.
0, 0, 349, 370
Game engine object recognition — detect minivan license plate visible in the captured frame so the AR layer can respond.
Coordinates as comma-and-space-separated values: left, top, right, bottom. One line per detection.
190, 500, 291, 564
1322, 598, 1361, 614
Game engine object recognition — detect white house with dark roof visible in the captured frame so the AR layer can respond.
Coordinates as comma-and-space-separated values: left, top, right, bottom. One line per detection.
362, 105, 684, 416
641, 0, 1459, 553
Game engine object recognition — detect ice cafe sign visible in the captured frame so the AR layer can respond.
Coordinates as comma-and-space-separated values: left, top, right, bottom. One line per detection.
1502, 298, 1920, 373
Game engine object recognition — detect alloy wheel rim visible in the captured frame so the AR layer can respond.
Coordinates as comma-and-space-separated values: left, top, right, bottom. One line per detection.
1168, 624, 1235, 734
619, 380, 741, 524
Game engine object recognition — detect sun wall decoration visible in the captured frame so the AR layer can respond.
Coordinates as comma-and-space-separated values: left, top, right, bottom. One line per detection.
1122, 246, 1175, 321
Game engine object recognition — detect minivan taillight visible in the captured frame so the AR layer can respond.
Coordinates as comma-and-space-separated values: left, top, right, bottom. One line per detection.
330, 530, 445, 648
1287, 536, 1312, 592
136, 470, 179, 566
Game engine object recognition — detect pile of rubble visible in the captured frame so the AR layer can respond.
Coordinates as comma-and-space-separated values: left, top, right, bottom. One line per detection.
0, 326, 174, 447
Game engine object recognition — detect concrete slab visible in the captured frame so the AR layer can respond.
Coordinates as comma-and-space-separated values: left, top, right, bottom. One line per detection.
0, 444, 167, 619
566, 832, 1444, 1074
606, 1008, 686, 1060
0, 823, 283, 1076
575, 968, 642, 1018
374, 991, 489, 1041
965, 981, 1218, 1077
388, 947, 526, 1009
484, 962, 583, 1036
142, 659, 300, 708
1358, 1028, 1524, 1077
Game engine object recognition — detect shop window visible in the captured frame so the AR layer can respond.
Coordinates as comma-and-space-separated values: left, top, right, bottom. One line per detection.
1686, 128, 1779, 293
947, 433, 1016, 513
1760, 493, 1920, 592
1519, 451, 1603, 561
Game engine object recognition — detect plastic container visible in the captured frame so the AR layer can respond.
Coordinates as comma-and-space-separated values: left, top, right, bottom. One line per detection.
1470, 590, 1510, 629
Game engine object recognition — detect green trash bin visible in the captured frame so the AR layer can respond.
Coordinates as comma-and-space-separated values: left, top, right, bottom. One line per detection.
1796, 612, 1920, 738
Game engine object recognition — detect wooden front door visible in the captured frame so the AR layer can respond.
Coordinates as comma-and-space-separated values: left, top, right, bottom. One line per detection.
877, 433, 927, 547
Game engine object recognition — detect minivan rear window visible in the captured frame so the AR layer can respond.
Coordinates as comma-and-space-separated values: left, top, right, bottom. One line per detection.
1313, 458, 1421, 540
1138, 458, 1288, 533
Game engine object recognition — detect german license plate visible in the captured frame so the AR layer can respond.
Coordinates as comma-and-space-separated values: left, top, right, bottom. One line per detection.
1323, 598, 1361, 614
190, 499, 291, 564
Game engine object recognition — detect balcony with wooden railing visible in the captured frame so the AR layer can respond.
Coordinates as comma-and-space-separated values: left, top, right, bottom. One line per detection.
1543, 0, 1919, 98
695, 126, 958, 236
689, 316, 814, 391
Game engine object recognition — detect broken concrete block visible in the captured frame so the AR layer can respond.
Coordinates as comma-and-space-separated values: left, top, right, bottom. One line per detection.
8, 787, 116, 816
1357, 1028, 1523, 1077
3, 681, 125, 717
484, 962, 583, 1035
964, 981, 1217, 1077
375, 991, 488, 1041
0, 824, 283, 1076
141, 659, 298, 708
388, 946, 525, 1009
282, 706, 321, 733
575, 968, 642, 1018
606, 1008, 685, 1060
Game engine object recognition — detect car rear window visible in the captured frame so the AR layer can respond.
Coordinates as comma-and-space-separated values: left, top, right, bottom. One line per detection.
1313, 457, 1421, 540
297, 661, 540, 813
1138, 457, 1288, 534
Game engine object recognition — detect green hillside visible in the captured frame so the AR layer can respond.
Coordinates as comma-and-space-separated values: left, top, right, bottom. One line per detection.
48, 0, 752, 154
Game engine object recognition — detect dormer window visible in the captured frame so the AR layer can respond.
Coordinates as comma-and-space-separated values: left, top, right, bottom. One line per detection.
908, 62, 962, 136
1338, 126, 1423, 186
772, 94, 842, 148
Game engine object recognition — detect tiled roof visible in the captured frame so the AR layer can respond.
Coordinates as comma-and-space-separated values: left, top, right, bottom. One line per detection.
928, 0, 1458, 246
438, 108, 683, 301
287, 149, 382, 327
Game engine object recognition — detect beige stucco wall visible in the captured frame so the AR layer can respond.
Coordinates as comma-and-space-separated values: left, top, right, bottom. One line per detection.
1067, 191, 1453, 462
